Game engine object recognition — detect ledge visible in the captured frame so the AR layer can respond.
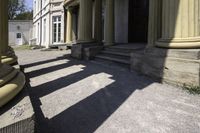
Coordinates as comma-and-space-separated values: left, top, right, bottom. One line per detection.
156, 38, 200, 48
0, 70, 25, 107
1, 55, 18, 65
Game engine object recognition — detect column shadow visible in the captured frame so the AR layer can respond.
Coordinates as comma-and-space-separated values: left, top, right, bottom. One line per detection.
21, 53, 154, 133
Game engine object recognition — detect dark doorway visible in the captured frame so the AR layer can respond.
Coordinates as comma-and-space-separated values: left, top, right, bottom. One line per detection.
128, 0, 149, 43
72, 6, 79, 42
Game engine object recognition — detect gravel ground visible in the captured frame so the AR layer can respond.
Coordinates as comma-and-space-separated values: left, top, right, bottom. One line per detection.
15, 49, 200, 133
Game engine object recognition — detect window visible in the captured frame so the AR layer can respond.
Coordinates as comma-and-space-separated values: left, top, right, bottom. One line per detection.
43, 19, 46, 42
34, 1, 36, 14
16, 33, 21, 39
38, 23, 40, 42
37, 0, 40, 11
53, 16, 61, 43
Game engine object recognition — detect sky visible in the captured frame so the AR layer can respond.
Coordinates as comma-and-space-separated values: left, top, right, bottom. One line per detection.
25, 0, 33, 10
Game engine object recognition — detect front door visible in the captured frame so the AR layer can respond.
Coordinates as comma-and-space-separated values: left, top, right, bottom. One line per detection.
16, 33, 23, 45
128, 0, 149, 43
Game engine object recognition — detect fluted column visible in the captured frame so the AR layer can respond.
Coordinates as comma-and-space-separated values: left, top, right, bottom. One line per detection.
66, 9, 73, 44
156, 0, 200, 48
104, 0, 115, 46
78, 0, 93, 42
94, 0, 102, 43
147, 0, 162, 47
0, 0, 25, 107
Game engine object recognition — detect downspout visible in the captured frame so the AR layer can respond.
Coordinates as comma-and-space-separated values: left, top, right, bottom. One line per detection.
49, 0, 52, 47
39, 0, 42, 47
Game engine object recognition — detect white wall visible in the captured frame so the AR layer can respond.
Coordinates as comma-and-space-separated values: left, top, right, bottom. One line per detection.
9, 20, 33, 45
33, 0, 65, 48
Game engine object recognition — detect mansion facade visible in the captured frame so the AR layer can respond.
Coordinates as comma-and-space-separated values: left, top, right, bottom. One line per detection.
33, 0, 65, 48
63, 0, 200, 86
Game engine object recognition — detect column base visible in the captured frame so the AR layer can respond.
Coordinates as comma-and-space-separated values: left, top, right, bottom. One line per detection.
1, 55, 18, 65
66, 41, 73, 47
156, 38, 200, 48
0, 64, 26, 107
131, 47, 200, 86
104, 42, 114, 46
1, 47, 18, 65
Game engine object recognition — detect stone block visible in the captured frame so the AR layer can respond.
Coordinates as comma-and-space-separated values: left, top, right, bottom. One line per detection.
84, 46, 103, 60
0, 87, 35, 133
71, 42, 102, 60
145, 47, 200, 59
131, 48, 200, 86
58, 45, 68, 50
71, 44, 83, 59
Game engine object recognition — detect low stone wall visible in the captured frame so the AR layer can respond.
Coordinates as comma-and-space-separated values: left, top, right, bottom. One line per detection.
131, 48, 200, 86
71, 42, 103, 60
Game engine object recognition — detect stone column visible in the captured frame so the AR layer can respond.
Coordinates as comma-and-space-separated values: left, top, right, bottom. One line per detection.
104, 0, 114, 46
0, 0, 17, 65
0, 0, 2, 65
0, 0, 8, 54
0, 0, 25, 107
78, 0, 93, 42
156, 0, 200, 48
66, 9, 73, 44
94, 0, 102, 43
147, 0, 162, 47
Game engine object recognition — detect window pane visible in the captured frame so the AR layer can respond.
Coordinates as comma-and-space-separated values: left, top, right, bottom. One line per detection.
53, 17, 57, 22
17, 33, 21, 38
58, 16, 61, 21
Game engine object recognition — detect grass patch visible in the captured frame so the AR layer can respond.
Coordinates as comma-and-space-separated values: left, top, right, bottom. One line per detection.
183, 84, 200, 95
13, 45, 32, 50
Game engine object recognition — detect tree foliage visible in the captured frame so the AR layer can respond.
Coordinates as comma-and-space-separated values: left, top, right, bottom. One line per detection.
8, 0, 26, 20
15, 10, 33, 20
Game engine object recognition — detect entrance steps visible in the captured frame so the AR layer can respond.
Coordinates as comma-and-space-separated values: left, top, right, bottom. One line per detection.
93, 44, 145, 68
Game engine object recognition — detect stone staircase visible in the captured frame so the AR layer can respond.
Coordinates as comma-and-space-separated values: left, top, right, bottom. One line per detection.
93, 44, 146, 68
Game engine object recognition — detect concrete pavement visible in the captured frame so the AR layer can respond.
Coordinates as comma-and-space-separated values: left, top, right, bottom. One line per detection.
16, 49, 200, 133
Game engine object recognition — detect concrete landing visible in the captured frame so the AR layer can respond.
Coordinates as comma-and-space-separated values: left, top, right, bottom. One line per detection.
15, 49, 200, 133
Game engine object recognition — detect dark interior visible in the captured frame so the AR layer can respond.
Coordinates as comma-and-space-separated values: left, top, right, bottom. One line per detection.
72, 6, 79, 41
128, 0, 149, 43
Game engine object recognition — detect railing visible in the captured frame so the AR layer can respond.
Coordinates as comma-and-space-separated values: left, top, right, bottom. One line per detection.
29, 38, 37, 46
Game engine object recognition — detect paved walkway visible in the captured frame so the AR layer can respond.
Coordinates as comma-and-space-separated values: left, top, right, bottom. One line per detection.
16, 49, 200, 133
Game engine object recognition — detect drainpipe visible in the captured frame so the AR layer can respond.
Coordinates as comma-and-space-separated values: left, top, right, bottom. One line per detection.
49, 0, 52, 48
39, 0, 42, 47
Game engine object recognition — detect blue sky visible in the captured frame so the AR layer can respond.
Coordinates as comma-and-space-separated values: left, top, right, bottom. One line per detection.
25, 0, 33, 10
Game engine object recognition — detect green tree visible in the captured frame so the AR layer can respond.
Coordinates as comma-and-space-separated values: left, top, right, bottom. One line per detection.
8, 0, 26, 20
15, 10, 33, 20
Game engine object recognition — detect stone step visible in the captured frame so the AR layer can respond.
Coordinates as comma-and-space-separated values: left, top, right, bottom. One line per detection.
101, 50, 130, 57
95, 54, 130, 64
111, 44, 146, 50
105, 44, 145, 52
105, 47, 133, 53
91, 58, 130, 70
